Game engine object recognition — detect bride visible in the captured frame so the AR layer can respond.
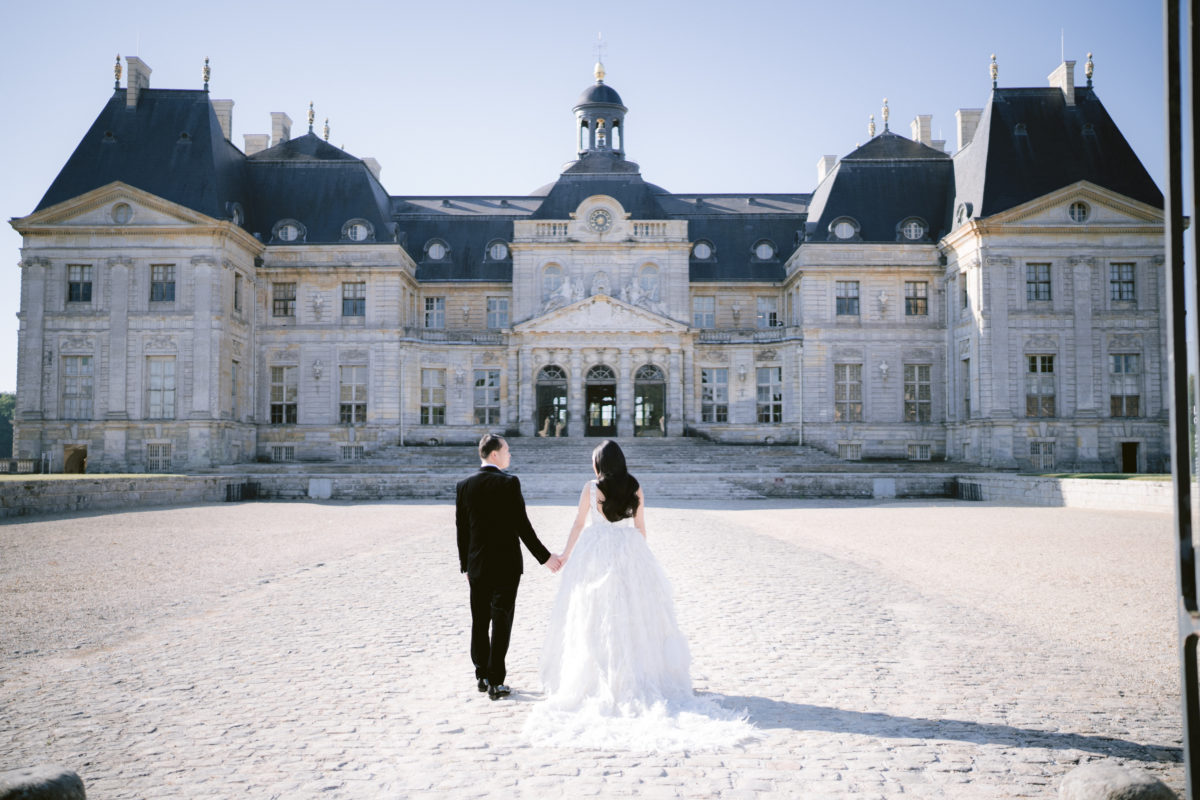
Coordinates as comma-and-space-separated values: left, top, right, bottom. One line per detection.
522, 440, 758, 750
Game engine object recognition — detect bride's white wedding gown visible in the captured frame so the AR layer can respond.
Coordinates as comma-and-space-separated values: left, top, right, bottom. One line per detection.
522, 482, 758, 751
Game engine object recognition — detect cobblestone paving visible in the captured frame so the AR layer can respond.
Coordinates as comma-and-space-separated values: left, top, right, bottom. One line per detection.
0, 499, 1182, 798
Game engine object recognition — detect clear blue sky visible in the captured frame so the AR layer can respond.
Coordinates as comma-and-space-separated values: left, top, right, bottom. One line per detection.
0, 0, 1178, 392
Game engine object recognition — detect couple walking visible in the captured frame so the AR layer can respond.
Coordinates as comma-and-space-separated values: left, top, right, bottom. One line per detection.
455, 433, 756, 750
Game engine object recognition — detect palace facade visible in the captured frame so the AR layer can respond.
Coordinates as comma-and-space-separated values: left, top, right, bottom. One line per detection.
10, 55, 1168, 472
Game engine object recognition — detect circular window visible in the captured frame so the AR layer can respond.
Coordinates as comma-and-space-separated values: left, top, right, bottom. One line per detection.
111, 203, 132, 225
427, 241, 447, 260
1069, 201, 1090, 223
347, 223, 368, 242
692, 242, 712, 260
755, 242, 775, 260
278, 223, 300, 242
902, 220, 925, 240
489, 242, 509, 260
833, 221, 856, 240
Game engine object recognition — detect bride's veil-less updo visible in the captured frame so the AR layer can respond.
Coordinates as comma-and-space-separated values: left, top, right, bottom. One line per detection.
593, 440, 640, 522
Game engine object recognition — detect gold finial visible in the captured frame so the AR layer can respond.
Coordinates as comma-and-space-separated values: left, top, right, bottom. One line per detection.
594, 61, 605, 82
202, 57, 210, 91
1085, 51, 1094, 86
881, 98, 889, 131
323, 118, 330, 141
307, 101, 315, 133
868, 114, 876, 138
990, 53, 998, 88
114, 54, 122, 89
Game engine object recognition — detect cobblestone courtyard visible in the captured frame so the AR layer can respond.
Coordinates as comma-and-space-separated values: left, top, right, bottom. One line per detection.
0, 499, 1183, 798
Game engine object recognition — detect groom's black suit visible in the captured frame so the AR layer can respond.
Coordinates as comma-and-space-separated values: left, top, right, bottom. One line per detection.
456, 465, 552, 687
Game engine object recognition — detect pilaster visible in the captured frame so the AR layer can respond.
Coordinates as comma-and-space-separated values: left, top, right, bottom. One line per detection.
569, 350, 584, 438
106, 258, 130, 419
617, 348, 634, 437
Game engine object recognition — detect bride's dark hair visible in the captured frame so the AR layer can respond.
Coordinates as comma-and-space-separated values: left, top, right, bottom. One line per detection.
593, 440, 640, 522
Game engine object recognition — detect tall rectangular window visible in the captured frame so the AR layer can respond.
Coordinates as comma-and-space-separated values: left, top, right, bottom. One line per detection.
421, 369, 446, 425
270, 366, 298, 424
146, 357, 177, 419
1030, 441, 1055, 471
233, 273, 243, 312
67, 265, 92, 303
424, 296, 445, 329
904, 281, 928, 316
231, 360, 240, 418
342, 282, 366, 317
756, 296, 778, 329
834, 363, 863, 422
1026, 355, 1056, 417
692, 296, 716, 328
339, 365, 367, 424
903, 364, 931, 422
150, 264, 176, 302
1026, 263, 1051, 302
61, 356, 94, 419
835, 281, 860, 316
962, 358, 971, 419
960, 274, 969, 308
486, 296, 509, 329
1110, 354, 1141, 417
700, 368, 728, 422
756, 367, 783, 422
273, 282, 296, 317
474, 369, 501, 424
1110, 263, 1136, 302
147, 443, 172, 473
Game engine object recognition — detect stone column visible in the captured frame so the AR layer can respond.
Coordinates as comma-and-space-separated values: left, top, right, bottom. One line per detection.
506, 347, 519, 428
682, 343, 694, 431
667, 348, 683, 436
795, 343, 804, 445
106, 259, 130, 419
17, 258, 48, 421
569, 349, 584, 438
617, 348, 634, 437
519, 345, 535, 436
191, 258, 214, 418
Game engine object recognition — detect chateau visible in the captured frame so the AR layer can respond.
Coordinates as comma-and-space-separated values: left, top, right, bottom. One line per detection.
9, 55, 1167, 473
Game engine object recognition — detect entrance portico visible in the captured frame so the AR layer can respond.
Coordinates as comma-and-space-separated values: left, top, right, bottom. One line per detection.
513, 294, 690, 438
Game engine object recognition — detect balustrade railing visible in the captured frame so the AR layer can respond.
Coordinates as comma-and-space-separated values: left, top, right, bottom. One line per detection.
404, 328, 507, 345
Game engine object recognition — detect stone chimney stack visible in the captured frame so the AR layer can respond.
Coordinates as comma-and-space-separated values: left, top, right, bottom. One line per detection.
211, 100, 234, 141
125, 56, 151, 109
243, 134, 270, 156
816, 155, 839, 183
1048, 60, 1077, 106
931, 139, 947, 153
910, 115, 932, 146
270, 112, 292, 147
362, 157, 383, 181
956, 108, 983, 151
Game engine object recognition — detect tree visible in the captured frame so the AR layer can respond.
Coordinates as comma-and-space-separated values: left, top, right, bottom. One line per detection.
0, 392, 13, 459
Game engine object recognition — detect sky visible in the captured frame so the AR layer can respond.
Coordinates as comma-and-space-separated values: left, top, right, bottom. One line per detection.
0, 0, 1184, 393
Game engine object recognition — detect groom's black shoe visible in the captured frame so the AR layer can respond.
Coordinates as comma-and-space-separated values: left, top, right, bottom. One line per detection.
477, 678, 489, 693
488, 683, 511, 701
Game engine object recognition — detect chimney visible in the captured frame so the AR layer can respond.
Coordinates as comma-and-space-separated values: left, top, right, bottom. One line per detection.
362, 157, 383, 181
931, 139, 947, 153
125, 56, 151, 109
243, 134, 270, 156
270, 112, 292, 147
816, 154, 839, 183
1048, 60, 1076, 106
910, 114, 932, 146
211, 99, 234, 141
955, 108, 983, 151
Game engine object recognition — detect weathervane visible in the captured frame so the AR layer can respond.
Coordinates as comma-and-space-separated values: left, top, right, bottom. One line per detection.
594, 32, 606, 82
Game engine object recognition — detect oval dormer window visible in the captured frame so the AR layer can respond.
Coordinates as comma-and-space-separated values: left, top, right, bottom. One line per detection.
754, 241, 776, 260
274, 220, 305, 243
831, 218, 859, 240
901, 219, 926, 241
692, 241, 712, 260
343, 219, 374, 242
489, 242, 509, 260
427, 241, 447, 260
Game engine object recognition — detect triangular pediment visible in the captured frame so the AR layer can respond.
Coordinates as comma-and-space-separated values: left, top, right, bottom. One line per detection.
515, 294, 687, 334
987, 181, 1164, 226
11, 181, 220, 230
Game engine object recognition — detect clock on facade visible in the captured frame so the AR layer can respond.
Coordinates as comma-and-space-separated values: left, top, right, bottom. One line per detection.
588, 208, 613, 232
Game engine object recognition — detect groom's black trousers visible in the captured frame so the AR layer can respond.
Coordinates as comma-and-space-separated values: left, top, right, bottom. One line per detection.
468, 573, 520, 686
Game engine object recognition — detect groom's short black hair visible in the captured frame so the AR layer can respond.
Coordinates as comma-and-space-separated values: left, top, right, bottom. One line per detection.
479, 433, 506, 460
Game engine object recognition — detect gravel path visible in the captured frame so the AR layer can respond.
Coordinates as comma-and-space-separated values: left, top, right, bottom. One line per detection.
0, 498, 1182, 798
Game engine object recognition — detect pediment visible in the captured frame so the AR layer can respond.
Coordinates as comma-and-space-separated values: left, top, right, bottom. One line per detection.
12, 181, 219, 229
988, 181, 1163, 226
515, 294, 687, 334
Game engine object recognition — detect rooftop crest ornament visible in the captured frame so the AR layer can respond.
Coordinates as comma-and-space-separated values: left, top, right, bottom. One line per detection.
990, 53, 999, 88
202, 57, 210, 91
323, 118, 330, 141
114, 54, 122, 89
308, 102, 315, 133
1085, 52, 1094, 86
881, 98, 889, 131
868, 114, 876, 138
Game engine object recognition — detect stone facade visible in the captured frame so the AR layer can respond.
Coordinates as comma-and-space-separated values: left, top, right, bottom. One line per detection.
9, 57, 1168, 472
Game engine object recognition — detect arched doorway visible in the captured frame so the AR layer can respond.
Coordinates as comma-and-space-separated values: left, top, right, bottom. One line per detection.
634, 364, 666, 436
536, 365, 568, 437
585, 365, 617, 437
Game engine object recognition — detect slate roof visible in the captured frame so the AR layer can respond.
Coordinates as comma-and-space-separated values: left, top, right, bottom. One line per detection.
953, 87, 1162, 221
575, 82, 625, 108
806, 131, 953, 243
36, 89, 247, 220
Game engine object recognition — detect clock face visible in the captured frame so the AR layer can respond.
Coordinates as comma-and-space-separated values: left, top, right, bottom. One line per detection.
588, 208, 613, 232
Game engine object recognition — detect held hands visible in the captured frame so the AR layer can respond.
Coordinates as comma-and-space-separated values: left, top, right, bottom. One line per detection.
545, 553, 564, 573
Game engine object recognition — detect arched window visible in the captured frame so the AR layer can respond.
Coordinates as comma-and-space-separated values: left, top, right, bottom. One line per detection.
538, 365, 567, 382
612, 121, 621, 151
638, 264, 660, 300
542, 264, 564, 300
587, 364, 616, 382
579, 120, 589, 151
635, 364, 665, 382
596, 119, 607, 148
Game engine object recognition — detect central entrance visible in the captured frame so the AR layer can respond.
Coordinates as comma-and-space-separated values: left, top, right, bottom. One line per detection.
633, 364, 666, 436
585, 364, 617, 437
536, 365, 569, 437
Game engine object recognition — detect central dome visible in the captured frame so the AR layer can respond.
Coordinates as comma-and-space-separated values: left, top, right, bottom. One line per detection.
575, 82, 624, 108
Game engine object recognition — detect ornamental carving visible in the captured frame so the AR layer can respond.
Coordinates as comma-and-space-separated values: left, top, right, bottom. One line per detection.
190, 256, 217, 268
62, 336, 94, 351
1108, 334, 1141, 350
958, 339, 971, 356
1152, 255, 1166, 266
342, 349, 367, 362
106, 257, 133, 269
311, 292, 326, 320
834, 347, 864, 361
757, 349, 778, 361
1068, 256, 1096, 267
697, 349, 727, 362
232, 339, 244, 356
1024, 335, 1058, 351
905, 348, 934, 362
145, 334, 176, 351
985, 255, 1012, 267
20, 257, 50, 269
481, 351, 498, 363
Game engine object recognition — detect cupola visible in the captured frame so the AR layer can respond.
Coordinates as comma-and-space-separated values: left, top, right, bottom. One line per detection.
573, 61, 628, 156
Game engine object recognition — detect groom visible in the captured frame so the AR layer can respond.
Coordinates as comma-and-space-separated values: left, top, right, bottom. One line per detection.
456, 433, 561, 700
